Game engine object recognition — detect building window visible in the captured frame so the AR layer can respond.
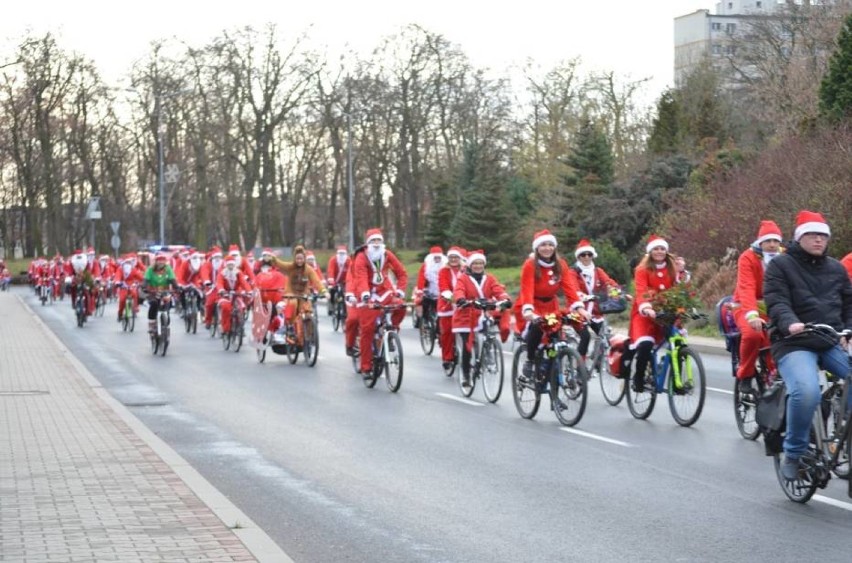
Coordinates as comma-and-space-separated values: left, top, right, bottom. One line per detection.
712, 44, 723, 55
726, 23, 737, 33
757, 1, 762, 7
725, 45, 737, 55
712, 22, 721, 31
728, 2, 733, 8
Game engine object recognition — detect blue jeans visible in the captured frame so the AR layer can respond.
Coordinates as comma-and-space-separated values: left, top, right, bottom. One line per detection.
778, 345, 851, 458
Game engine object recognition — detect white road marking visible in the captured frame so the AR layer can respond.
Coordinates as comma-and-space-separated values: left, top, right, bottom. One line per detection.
709, 386, 733, 395
435, 393, 484, 406
813, 495, 852, 512
559, 427, 633, 447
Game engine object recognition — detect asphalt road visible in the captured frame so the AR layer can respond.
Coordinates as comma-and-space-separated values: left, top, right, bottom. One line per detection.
28, 290, 852, 563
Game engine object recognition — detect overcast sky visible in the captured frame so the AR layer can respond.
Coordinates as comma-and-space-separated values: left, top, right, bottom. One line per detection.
1, 1, 717, 105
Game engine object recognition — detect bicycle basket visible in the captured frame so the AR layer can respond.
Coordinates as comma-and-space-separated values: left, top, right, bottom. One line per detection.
597, 293, 628, 314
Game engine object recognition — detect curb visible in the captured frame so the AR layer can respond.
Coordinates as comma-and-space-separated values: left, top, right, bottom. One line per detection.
18, 295, 294, 563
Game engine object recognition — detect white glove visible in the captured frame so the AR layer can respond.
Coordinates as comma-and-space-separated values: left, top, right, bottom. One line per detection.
441, 290, 453, 300
395, 289, 405, 299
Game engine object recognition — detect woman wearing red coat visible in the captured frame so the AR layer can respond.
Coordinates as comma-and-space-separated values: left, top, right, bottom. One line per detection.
452, 250, 511, 386
732, 220, 782, 393
628, 235, 677, 392
518, 229, 588, 378
438, 247, 466, 372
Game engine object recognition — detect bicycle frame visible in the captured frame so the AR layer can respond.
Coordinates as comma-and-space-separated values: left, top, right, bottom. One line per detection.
649, 323, 692, 393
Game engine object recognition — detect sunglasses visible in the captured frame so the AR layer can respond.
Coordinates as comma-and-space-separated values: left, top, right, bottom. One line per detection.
578, 252, 593, 258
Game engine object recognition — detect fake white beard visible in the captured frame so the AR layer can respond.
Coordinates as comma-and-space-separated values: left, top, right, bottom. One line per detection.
223, 269, 237, 282
336, 254, 347, 267
211, 258, 223, 270
367, 244, 385, 263
189, 259, 202, 272
260, 265, 272, 274
230, 255, 242, 267
121, 264, 132, 276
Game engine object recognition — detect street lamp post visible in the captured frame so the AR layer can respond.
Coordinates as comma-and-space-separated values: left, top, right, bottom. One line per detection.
346, 112, 354, 251
156, 94, 166, 247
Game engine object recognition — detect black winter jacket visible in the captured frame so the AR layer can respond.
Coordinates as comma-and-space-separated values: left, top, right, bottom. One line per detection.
763, 242, 852, 361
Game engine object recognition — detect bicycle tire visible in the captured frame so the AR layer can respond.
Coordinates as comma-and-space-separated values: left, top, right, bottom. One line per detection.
362, 343, 380, 389
304, 317, 319, 367
481, 338, 504, 404
733, 377, 761, 440
96, 293, 105, 317
597, 341, 626, 406
129, 310, 135, 333
668, 347, 706, 427
385, 331, 403, 392
257, 347, 266, 363
626, 364, 657, 420
774, 450, 819, 503
420, 317, 436, 356
190, 306, 198, 334
552, 348, 588, 427
511, 344, 540, 419
332, 303, 342, 332
210, 307, 219, 338
287, 339, 300, 364
122, 305, 130, 333
160, 322, 169, 357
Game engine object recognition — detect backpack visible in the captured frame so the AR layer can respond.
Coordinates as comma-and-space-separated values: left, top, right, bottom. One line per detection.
715, 295, 740, 352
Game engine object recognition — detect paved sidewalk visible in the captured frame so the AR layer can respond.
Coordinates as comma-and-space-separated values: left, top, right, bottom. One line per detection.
0, 292, 291, 562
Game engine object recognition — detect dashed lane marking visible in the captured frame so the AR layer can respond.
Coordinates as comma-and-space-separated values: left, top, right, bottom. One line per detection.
559, 427, 633, 447
435, 393, 484, 406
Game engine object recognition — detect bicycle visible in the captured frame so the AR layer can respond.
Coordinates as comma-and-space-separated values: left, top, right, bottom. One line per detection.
38, 279, 51, 306
94, 282, 107, 317
182, 285, 203, 334
149, 291, 173, 356
626, 311, 707, 427
418, 296, 439, 356
220, 290, 250, 353
455, 298, 508, 403
767, 324, 852, 503
277, 294, 320, 367
361, 302, 407, 392
511, 311, 589, 427
716, 296, 778, 439
330, 285, 347, 333
74, 286, 90, 328
119, 282, 139, 333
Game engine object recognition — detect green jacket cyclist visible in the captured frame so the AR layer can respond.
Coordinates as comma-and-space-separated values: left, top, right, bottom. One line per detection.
142, 252, 179, 333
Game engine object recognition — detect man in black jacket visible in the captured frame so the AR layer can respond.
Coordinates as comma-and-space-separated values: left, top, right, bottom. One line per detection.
764, 210, 852, 481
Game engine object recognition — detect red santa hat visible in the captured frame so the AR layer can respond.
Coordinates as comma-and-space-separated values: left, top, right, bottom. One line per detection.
86, 246, 95, 254
447, 246, 465, 259
645, 234, 669, 254
365, 228, 383, 243
228, 244, 241, 256
754, 220, 782, 246
99, 254, 110, 261
467, 249, 486, 265
224, 254, 237, 266
190, 250, 204, 259
154, 252, 168, 262
261, 247, 274, 257
429, 245, 443, 255
306, 252, 316, 261
208, 246, 223, 259
793, 210, 830, 241
532, 229, 557, 251
574, 239, 597, 259
336, 245, 348, 253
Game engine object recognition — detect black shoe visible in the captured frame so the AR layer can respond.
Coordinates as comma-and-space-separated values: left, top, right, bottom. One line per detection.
346, 346, 356, 357
522, 360, 534, 379
442, 361, 452, 370
631, 379, 645, 393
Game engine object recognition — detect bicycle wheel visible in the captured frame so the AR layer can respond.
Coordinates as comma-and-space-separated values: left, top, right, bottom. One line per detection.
363, 343, 380, 389
511, 344, 540, 419
304, 317, 319, 367
160, 322, 169, 356
190, 304, 198, 334
233, 319, 243, 353
824, 384, 849, 479
351, 346, 361, 375
552, 348, 588, 427
733, 377, 761, 440
332, 301, 342, 332
385, 332, 403, 392
210, 306, 219, 338
129, 310, 135, 333
257, 347, 266, 363
185, 307, 193, 333
774, 449, 819, 503
222, 327, 232, 351
96, 293, 106, 317
597, 342, 626, 407
481, 338, 504, 404
286, 338, 300, 364
419, 317, 435, 356
668, 347, 706, 427
122, 306, 130, 333
76, 299, 86, 327
626, 364, 657, 420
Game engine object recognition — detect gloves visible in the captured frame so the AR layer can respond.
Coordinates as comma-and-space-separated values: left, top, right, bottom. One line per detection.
456, 298, 469, 307
522, 309, 536, 322
362, 294, 370, 303
500, 300, 512, 311
395, 289, 405, 299
346, 295, 356, 305
441, 290, 453, 301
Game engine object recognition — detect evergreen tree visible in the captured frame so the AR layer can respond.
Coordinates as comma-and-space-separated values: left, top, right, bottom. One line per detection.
423, 178, 457, 251
451, 142, 520, 266
647, 90, 681, 155
819, 12, 852, 124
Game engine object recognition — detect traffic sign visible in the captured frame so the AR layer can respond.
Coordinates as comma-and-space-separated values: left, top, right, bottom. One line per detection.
110, 221, 120, 234
110, 235, 121, 250
165, 163, 180, 183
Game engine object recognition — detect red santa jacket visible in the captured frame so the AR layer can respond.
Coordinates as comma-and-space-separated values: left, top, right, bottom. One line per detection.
327, 256, 351, 286
633, 263, 676, 317
437, 265, 464, 317
200, 260, 223, 288
732, 247, 767, 319
519, 257, 583, 316
452, 272, 509, 330
215, 270, 251, 296
351, 249, 408, 304
113, 264, 145, 287
255, 268, 287, 304
176, 260, 205, 287
569, 264, 619, 317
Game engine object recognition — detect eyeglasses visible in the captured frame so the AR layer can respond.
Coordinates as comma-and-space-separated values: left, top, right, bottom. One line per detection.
578, 252, 593, 258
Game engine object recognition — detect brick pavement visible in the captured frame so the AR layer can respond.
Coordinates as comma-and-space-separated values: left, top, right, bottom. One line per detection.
0, 292, 291, 562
